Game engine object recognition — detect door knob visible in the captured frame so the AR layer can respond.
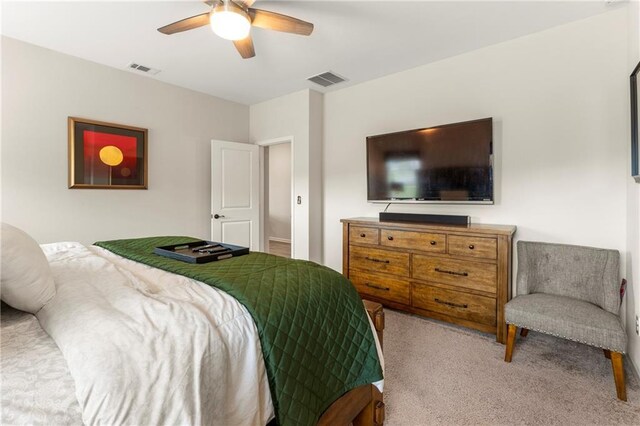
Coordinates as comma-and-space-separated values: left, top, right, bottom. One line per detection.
213, 214, 225, 219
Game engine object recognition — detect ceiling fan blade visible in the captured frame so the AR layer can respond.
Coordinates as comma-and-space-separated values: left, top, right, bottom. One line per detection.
237, 0, 256, 8
248, 9, 313, 36
233, 35, 256, 59
204, 1, 256, 9
158, 12, 210, 35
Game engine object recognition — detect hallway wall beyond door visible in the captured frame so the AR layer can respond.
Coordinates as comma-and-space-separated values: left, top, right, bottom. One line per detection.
267, 143, 291, 242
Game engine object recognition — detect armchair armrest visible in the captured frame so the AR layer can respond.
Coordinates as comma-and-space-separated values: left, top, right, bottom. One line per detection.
516, 241, 532, 296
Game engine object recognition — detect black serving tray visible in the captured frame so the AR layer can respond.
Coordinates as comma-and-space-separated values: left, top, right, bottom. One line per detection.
154, 240, 249, 264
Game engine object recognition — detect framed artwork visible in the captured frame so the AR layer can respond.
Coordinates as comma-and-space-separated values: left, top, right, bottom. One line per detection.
68, 117, 148, 189
631, 62, 640, 182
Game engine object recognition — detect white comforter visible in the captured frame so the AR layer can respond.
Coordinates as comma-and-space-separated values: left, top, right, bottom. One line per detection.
37, 242, 274, 425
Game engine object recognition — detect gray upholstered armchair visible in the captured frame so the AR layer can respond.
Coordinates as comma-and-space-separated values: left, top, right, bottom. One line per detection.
504, 241, 627, 401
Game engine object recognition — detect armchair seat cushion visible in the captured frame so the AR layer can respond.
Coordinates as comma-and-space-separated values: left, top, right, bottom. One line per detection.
505, 293, 627, 353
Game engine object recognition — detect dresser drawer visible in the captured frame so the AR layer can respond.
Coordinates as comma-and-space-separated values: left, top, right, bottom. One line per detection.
448, 235, 497, 260
412, 255, 497, 294
350, 270, 410, 305
349, 226, 379, 246
349, 245, 409, 276
412, 283, 496, 326
380, 229, 446, 253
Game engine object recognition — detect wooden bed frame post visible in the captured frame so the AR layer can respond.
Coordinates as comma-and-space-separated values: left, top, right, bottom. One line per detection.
317, 300, 385, 426
353, 386, 385, 426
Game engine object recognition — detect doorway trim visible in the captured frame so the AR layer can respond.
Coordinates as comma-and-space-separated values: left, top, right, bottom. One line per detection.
257, 136, 295, 257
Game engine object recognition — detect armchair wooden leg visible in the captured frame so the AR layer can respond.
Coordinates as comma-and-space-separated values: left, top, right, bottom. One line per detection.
520, 328, 529, 337
604, 349, 611, 360
610, 352, 627, 401
504, 324, 517, 363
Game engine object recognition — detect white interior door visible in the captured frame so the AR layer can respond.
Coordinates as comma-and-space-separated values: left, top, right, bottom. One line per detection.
211, 140, 260, 250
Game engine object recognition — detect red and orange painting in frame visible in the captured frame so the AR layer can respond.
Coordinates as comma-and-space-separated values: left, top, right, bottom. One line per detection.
68, 117, 148, 189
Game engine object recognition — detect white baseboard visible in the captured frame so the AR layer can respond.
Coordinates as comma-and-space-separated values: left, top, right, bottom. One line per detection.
268, 237, 291, 244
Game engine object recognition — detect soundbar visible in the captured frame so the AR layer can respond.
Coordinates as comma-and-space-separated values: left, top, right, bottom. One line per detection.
379, 212, 470, 225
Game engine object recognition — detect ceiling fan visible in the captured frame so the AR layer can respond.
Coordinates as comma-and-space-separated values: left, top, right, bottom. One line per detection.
157, 0, 314, 59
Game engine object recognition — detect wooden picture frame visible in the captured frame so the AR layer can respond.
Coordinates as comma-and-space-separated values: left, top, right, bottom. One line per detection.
68, 117, 148, 189
630, 62, 640, 182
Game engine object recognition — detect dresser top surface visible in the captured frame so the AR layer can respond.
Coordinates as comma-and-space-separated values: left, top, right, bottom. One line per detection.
341, 217, 516, 236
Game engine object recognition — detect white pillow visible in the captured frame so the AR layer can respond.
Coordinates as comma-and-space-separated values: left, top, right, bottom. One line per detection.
1, 223, 56, 313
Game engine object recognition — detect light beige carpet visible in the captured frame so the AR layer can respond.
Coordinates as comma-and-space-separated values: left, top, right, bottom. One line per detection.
382, 309, 640, 425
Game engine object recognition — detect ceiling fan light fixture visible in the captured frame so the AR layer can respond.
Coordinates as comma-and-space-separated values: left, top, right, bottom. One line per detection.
210, 1, 251, 41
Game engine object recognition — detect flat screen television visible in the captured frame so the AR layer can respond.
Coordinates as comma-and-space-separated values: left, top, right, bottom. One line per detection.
366, 118, 493, 204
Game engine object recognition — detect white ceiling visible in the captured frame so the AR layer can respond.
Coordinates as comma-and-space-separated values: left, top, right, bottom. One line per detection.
1, 1, 620, 105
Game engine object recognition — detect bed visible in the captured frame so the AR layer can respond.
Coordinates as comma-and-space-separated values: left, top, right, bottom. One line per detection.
0, 228, 384, 426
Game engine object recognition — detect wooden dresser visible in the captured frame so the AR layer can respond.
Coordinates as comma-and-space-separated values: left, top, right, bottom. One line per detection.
341, 217, 516, 343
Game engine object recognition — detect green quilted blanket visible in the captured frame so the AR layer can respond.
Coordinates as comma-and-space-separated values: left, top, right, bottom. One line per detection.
94, 236, 383, 426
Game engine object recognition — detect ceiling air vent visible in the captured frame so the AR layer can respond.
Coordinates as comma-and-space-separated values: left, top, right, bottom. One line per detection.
307, 71, 347, 88
127, 62, 161, 75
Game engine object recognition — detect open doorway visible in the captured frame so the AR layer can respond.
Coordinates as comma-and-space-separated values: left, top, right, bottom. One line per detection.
263, 141, 292, 258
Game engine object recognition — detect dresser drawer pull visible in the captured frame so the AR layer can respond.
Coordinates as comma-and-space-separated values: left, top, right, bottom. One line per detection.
434, 267, 469, 277
469, 244, 475, 249
435, 298, 468, 309
387, 236, 394, 241
365, 282, 390, 291
365, 256, 390, 264
430, 241, 437, 245
360, 233, 366, 237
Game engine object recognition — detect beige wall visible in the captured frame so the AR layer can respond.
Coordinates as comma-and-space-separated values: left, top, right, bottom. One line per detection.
309, 90, 324, 263
1, 37, 249, 244
250, 89, 323, 262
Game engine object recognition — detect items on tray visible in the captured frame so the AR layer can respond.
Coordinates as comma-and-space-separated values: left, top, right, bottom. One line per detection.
154, 240, 249, 264
192, 244, 230, 254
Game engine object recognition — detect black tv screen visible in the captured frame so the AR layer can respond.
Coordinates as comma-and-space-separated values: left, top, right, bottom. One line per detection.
367, 118, 493, 203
